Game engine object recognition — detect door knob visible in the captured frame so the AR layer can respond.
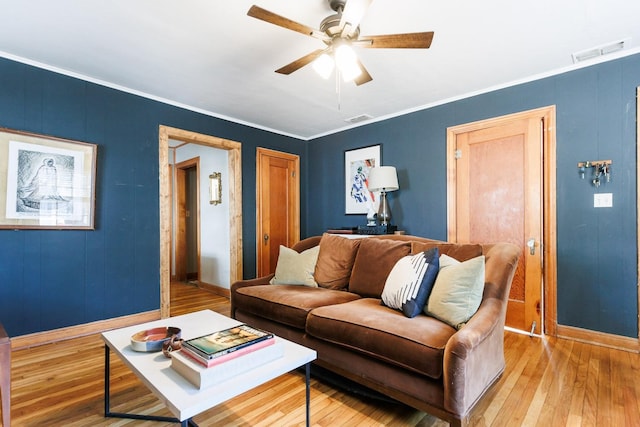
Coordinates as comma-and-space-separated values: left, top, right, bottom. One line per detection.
527, 238, 536, 255
263, 233, 269, 243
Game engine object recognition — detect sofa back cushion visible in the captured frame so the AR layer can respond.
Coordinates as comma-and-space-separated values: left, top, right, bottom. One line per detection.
349, 238, 411, 297
292, 236, 322, 253
411, 241, 483, 262
314, 233, 362, 290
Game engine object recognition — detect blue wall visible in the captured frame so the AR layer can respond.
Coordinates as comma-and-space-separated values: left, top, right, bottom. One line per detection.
0, 57, 307, 336
308, 54, 640, 338
1, 52, 639, 339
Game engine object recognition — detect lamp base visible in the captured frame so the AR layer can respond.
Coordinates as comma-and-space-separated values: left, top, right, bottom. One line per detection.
378, 191, 392, 226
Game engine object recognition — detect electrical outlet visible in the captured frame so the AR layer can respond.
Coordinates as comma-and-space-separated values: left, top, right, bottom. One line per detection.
594, 193, 613, 208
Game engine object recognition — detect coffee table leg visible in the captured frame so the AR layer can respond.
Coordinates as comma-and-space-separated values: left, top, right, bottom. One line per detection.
104, 345, 111, 417
104, 344, 196, 425
305, 362, 311, 427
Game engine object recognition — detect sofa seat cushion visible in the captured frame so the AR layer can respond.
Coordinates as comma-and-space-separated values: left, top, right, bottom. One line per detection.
234, 285, 361, 329
306, 298, 456, 379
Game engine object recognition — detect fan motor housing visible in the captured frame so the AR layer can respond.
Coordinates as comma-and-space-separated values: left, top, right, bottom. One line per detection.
320, 0, 360, 41
319, 14, 342, 37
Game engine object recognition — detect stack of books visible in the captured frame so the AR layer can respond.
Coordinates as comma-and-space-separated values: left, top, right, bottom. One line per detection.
171, 324, 283, 389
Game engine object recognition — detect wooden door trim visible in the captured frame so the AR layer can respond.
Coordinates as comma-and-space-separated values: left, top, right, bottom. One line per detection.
159, 125, 243, 318
256, 148, 300, 276
446, 106, 557, 336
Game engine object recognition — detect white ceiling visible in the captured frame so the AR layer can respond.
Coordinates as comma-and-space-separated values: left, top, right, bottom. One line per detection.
1, 1, 640, 140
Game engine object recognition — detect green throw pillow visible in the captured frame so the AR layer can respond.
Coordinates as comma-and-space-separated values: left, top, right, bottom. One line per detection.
425, 254, 485, 329
269, 245, 320, 287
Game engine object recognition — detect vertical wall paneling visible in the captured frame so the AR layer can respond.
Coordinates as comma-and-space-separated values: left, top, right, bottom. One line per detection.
1, 53, 639, 340
0, 58, 301, 336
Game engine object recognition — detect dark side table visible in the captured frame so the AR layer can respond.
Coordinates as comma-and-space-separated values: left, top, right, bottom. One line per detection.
0, 322, 9, 427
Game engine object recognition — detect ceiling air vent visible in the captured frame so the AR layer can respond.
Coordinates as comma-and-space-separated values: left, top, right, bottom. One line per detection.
572, 39, 627, 64
345, 114, 373, 124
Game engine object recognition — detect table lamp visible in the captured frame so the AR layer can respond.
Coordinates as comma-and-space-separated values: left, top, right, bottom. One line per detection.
367, 166, 399, 226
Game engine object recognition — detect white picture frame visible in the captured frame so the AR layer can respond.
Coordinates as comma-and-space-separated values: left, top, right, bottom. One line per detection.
344, 144, 381, 215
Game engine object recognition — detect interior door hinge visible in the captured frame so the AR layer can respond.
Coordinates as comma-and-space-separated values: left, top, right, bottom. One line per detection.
292, 170, 296, 178
455, 149, 462, 159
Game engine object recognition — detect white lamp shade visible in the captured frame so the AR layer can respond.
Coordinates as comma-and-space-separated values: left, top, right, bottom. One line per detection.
367, 166, 399, 192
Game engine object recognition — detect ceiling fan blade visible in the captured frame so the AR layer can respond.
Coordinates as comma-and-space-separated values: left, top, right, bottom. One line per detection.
340, 0, 373, 38
353, 60, 373, 86
275, 49, 326, 75
359, 32, 434, 49
247, 5, 316, 38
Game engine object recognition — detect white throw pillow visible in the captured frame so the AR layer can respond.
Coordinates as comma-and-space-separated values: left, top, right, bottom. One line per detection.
269, 245, 320, 287
425, 254, 485, 329
381, 248, 439, 318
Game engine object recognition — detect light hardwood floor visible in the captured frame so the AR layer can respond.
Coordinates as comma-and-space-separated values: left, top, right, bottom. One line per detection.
7, 282, 640, 426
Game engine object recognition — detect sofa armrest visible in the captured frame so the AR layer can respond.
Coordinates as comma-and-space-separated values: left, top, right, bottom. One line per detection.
230, 236, 322, 318
231, 274, 274, 291
442, 242, 520, 416
230, 274, 274, 318
443, 297, 507, 415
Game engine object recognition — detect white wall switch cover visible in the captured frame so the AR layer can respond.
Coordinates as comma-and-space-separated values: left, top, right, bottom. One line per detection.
594, 193, 613, 208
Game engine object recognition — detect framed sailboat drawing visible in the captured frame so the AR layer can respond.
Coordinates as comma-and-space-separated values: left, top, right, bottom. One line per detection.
0, 128, 97, 229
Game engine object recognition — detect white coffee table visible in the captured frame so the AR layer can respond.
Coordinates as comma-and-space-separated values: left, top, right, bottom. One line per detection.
101, 309, 317, 426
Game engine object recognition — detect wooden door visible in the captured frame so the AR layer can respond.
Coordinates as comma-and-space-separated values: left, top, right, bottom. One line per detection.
174, 166, 187, 282
447, 108, 555, 335
256, 148, 300, 276
174, 157, 200, 283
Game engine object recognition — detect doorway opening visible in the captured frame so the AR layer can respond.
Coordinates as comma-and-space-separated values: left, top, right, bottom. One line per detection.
159, 126, 243, 318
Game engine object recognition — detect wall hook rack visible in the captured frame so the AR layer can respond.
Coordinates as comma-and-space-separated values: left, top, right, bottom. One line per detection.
577, 159, 612, 188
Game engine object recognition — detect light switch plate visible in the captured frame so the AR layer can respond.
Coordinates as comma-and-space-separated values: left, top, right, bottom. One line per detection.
594, 193, 613, 208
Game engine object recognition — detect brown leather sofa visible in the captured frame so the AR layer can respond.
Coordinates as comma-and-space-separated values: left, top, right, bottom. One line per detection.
230, 234, 520, 427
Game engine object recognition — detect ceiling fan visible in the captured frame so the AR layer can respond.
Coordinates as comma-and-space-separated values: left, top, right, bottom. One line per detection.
247, 0, 434, 86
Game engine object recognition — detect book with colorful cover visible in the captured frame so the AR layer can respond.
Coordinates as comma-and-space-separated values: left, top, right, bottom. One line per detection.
180, 336, 275, 368
182, 324, 274, 360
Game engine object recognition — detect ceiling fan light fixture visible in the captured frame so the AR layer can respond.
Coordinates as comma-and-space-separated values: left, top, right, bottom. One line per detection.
335, 44, 361, 82
312, 53, 335, 79
247, 2, 433, 87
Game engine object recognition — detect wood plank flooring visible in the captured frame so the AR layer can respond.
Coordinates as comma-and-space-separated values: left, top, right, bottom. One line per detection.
7, 282, 640, 426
